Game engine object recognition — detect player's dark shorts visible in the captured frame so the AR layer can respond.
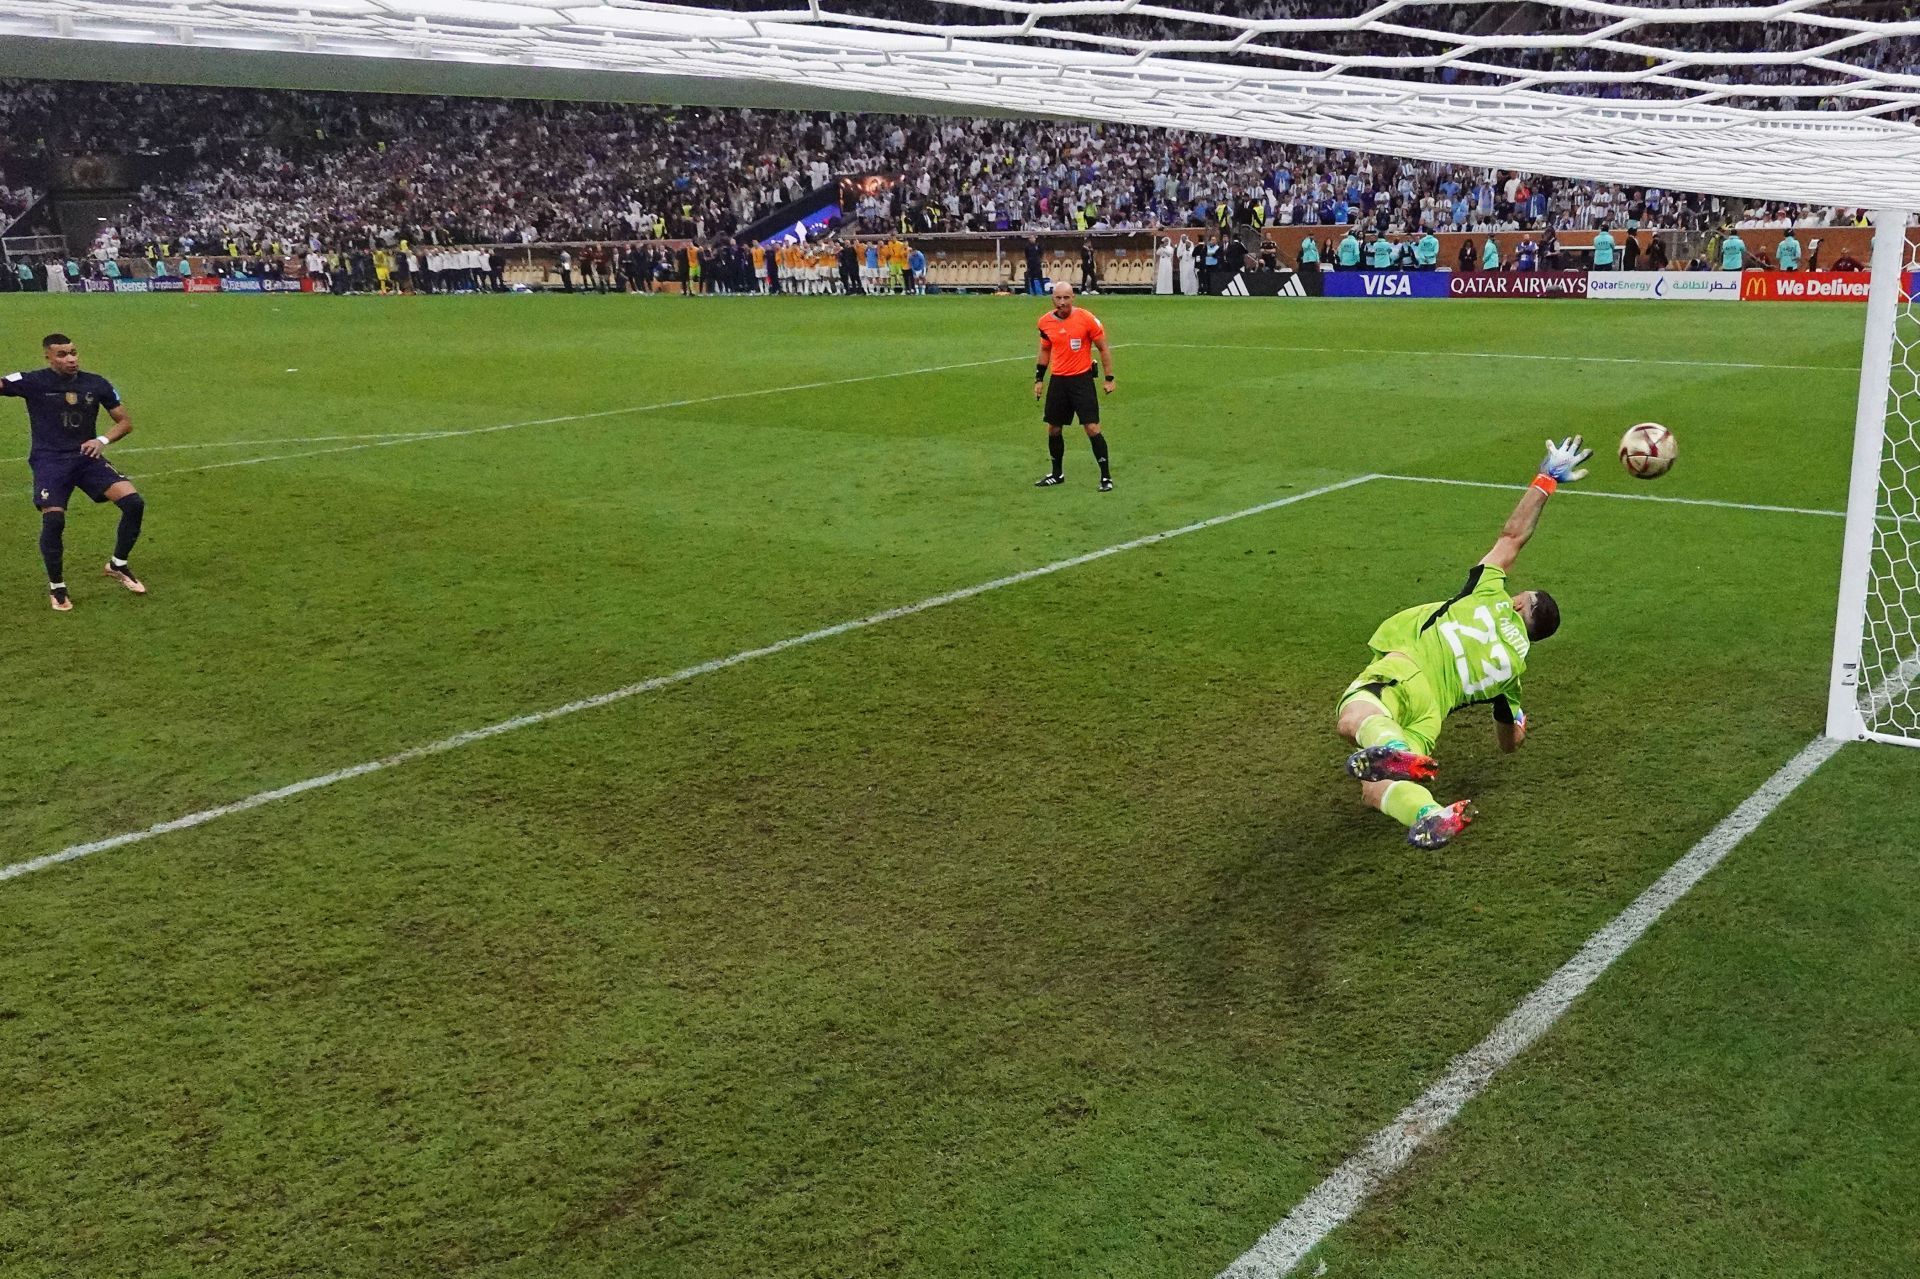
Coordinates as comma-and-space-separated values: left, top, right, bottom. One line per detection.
30, 452, 128, 508
1043, 371, 1100, 426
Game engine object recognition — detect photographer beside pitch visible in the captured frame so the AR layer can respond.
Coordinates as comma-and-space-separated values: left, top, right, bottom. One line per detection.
3, 333, 147, 611
1333, 437, 1591, 849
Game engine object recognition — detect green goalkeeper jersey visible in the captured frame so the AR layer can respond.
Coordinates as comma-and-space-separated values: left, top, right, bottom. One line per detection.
1367, 563, 1529, 721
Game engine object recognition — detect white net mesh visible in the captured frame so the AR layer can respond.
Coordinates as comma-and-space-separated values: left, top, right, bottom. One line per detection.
7, 1, 1920, 205
1860, 260, 1920, 740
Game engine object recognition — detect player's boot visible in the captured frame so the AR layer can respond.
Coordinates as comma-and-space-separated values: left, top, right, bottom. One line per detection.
1344, 744, 1438, 784
49, 584, 72, 612
1407, 800, 1477, 850
104, 561, 147, 594
1099, 476, 1114, 492
1034, 473, 1066, 487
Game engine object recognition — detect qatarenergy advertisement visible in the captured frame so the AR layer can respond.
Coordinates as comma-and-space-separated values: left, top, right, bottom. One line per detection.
1584, 272, 1743, 301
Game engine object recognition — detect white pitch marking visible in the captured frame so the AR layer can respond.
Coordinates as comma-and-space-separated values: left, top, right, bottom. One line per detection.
1217, 734, 1843, 1279
1, 474, 1381, 885
1129, 341, 1857, 374
1380, 473, 1844, 519
132, 354, 1036, 480
2, 431, 440, 464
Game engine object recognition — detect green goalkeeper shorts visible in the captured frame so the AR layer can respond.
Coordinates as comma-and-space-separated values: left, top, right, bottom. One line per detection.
1337, 653, 1445, 757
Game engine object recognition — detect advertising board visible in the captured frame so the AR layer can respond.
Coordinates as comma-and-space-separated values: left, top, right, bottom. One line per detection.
1739, 272, 1871, 302
1585, 272, 1741, 301
1320, 271, 1452, 299
1448, 272, 1588, 298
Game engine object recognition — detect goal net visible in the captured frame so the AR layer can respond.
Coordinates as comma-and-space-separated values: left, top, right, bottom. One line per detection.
10, 2, 1920, 207
9, 0, 1920, 745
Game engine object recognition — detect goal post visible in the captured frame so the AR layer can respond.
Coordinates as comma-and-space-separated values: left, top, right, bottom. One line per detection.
1827, 211, 1920, 746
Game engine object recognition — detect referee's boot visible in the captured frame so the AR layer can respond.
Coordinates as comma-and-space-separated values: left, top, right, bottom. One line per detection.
1099, 476, 1114, 492
1034, 473, 1066, 488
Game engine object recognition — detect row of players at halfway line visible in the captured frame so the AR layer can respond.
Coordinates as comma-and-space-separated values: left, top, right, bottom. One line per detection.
8, 239, 947, 296
11, 222, 1828, 296
1289, 225, 1819, 274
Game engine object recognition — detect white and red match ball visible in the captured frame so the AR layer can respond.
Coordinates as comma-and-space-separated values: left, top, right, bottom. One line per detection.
1619, 423, 1677, 479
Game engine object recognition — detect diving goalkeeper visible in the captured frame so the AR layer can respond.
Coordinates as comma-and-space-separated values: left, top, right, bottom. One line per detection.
1334, 437, 1591, 849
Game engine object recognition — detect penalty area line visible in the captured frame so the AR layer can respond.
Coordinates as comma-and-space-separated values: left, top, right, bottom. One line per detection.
1217, 733, 1843, 1279
1129, 342, 1856, 375
133, 353, 1038, 480
1, 473, 1382, 886
1380, 474, 1844, 519
2, 430, 440, 464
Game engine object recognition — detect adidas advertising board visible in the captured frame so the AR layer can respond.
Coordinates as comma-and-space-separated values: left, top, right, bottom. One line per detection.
1216, 270, 1321, 297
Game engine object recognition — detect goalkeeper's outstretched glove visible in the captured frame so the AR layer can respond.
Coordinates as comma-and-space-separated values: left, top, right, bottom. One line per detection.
1539, 435, 1592, 484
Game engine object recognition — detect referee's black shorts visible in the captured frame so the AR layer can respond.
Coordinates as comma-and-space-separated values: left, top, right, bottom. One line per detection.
1043, 371, 1100, 427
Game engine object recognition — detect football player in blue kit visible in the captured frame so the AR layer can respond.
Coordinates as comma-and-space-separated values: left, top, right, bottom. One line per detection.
3, 333, 148, 610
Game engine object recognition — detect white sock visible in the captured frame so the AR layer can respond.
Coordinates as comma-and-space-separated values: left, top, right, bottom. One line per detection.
111, 556, 128, 567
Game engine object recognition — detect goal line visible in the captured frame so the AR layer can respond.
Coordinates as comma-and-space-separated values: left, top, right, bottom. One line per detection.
1218, 733, 1844, 1278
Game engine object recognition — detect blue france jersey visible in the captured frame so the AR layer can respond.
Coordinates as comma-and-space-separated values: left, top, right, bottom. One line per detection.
2, 368, 122, 458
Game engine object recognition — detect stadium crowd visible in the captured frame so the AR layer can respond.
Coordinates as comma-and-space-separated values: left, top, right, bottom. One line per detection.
0, 75, 1862, 269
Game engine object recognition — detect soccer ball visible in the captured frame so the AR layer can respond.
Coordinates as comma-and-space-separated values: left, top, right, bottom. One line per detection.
1619, 423, 1677, 479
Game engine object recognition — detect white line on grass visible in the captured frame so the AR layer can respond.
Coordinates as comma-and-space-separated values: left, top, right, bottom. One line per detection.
1380, 474, 1844, 519
1, 474, 1381, 885
1130, 341, 1857, 374
66, 340, 1838, 482
1217, 734, 1844, 1279
2, 431, 439, 464
132, 354, 1036, 480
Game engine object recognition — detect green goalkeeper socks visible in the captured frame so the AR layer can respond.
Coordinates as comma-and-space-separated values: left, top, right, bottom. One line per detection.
1381, 781, 1440, 828
1356, 714, 1411, 752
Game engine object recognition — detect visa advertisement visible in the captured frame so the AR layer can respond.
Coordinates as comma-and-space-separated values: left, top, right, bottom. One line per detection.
1319, 270, 1453, 299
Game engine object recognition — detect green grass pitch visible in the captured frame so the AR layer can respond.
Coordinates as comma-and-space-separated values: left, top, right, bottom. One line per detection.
3, 294, 1917, 1278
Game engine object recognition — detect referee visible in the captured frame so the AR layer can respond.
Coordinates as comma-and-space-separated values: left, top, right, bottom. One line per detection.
1033, 281, 1116, 490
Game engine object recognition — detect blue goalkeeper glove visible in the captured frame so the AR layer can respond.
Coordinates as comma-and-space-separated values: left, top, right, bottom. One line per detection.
1539, 435, 1592, 484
